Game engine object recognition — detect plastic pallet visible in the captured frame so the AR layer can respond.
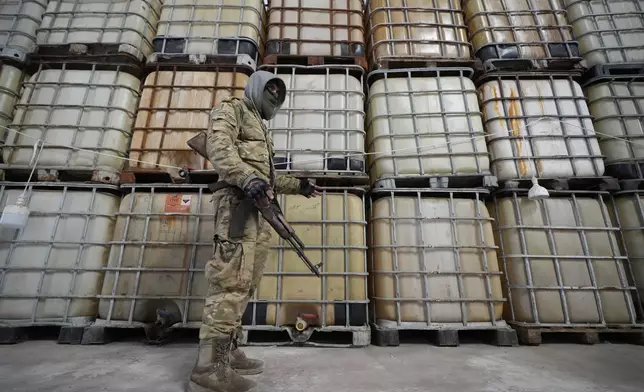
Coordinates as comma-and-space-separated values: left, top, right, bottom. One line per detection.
583, 63, 644, 87
371, 324, 518, 347
512, 325, 644, 346
0, 325, 86, 345
476, 42, 583, 73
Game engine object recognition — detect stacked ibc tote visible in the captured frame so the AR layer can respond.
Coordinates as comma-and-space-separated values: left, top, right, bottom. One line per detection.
469, 0, 644, 346
89, 0, 264, 345
93, 0, 371, 347
0, 0, 161, 344
566, 0, 644, 345
365, 0, 516, 347
248, 0, 371, 347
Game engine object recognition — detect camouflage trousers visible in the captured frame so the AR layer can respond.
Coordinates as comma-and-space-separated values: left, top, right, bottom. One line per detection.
199, 188, 271, 340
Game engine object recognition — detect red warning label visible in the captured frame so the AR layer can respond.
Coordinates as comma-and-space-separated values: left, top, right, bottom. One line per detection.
165, 194, 192, 212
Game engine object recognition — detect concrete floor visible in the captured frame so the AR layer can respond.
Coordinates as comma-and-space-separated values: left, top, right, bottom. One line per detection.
0, 341, 643, 392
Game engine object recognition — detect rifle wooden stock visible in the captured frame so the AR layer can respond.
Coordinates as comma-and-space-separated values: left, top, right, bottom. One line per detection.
187, 132, 209, 160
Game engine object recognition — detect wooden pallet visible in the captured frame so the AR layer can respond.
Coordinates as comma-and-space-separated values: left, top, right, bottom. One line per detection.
263, 54, 368, 70
0, 167, 121, 185
372, 324, 518, 347
497, 176, 620, 192
512, 325, 644, 346
0, 325, 88, 345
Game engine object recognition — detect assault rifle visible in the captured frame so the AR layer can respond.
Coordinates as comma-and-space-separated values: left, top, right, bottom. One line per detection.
186, 132, 322, 278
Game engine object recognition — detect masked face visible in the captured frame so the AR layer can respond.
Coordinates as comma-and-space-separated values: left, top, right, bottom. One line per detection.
244, 71, 286, 121
261, 80, 283, 120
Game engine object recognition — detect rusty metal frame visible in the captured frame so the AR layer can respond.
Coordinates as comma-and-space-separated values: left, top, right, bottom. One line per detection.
129, 65, 248, 173
265, 0, 365, 57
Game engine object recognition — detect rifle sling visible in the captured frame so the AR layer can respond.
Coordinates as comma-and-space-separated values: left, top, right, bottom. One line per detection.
208, 181, 256, 239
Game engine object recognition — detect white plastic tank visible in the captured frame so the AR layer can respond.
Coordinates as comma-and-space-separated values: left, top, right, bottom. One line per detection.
98, 186, 213, 324
0, 182, 120, 325
2, 66, 142, 184
489, 191, 640, 326
0, 0, 48, 62
465, 0, 580, 65
266, 0, 365, 58
612, 191, 644, 305
264, 65, 366, 176
130, 68, 249, 180
0, 63, 24, 143
369, 189, 505, 327
565, 0, 644, 67
37, 0, 162, 62
152, 0, 265, 69
479, 74, 604, 181
367, 0, 471, 68
253, 189, 368, 328
586, 77, 644, 179
98, 185, 368, 329
366, 69, 489, 184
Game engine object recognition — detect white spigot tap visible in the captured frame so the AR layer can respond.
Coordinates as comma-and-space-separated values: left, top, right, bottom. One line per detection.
0, 193, 30, 229
528, 177, 549, 201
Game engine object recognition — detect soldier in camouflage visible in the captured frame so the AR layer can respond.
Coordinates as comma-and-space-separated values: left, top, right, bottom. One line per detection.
188, 70, 321, 392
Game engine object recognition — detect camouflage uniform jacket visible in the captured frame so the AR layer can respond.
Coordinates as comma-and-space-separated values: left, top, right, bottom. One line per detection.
205, 96, 301, 194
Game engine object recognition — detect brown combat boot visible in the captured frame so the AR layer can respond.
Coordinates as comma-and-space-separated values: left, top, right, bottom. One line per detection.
187, 336, 257, 392
230, 338, 264, 375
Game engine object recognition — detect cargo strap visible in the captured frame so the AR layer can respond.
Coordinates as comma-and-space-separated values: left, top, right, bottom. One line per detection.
209, 181, 256, 239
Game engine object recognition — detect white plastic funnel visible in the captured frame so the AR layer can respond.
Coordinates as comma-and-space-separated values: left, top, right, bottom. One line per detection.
528, 177, 550, 201
0, 195, 30, 229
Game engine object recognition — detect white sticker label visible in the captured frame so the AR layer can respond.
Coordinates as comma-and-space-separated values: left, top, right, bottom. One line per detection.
180, 195, 192, 207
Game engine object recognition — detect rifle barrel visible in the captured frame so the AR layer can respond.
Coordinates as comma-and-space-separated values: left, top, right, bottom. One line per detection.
286, 237, 321, 277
